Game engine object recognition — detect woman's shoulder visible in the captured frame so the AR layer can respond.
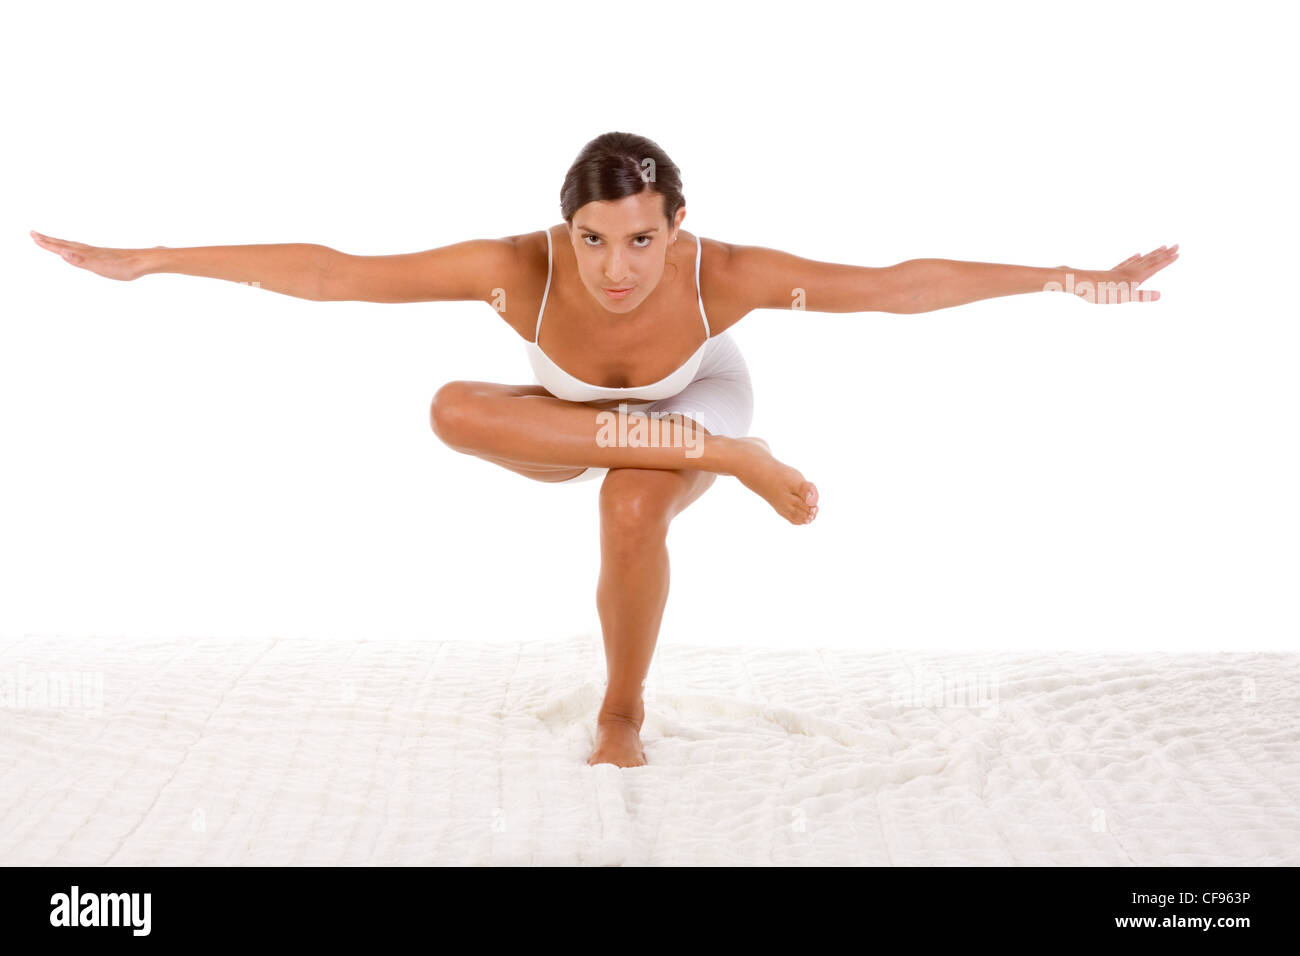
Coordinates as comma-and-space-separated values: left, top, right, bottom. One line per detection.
481, 226, 556, 342
685, 232, 740, 285
683, 232, 750, 335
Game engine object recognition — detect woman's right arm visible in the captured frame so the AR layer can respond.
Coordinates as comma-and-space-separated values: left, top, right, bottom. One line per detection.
314, 238, 521, 304
30, 230, 523, 305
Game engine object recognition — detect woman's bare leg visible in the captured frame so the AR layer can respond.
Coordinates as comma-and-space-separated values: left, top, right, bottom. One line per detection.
472, 449, 589, 483
589, 465, 717, 768
426, 382, 812, 764
429, 381, 819, 524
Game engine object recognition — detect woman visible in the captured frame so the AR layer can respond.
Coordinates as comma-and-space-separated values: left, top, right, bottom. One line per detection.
30, 131, 1179, 768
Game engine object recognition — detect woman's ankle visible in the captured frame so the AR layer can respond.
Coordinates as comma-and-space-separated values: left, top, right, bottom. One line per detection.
597, 693, 645, 728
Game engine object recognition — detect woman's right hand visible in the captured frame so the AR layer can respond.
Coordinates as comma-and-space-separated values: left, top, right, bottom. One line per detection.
30, 230, 158, 281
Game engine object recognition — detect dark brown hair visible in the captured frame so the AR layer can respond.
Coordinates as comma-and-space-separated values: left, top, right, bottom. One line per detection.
559, 132, 685, 226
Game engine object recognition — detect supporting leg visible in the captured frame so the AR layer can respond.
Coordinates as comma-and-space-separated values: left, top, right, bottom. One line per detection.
588, 465, 716, 768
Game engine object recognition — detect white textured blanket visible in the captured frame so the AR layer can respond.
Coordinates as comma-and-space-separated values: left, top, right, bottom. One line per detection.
1, 635, 1296, 865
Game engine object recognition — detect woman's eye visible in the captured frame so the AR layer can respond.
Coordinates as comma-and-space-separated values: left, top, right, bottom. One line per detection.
582, 234, 651, 248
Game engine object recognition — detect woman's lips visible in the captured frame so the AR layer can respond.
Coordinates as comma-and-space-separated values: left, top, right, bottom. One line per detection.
602, 285, 634, 299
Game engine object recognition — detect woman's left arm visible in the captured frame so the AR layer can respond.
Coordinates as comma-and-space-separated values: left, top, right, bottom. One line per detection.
722, 242, 1180, 314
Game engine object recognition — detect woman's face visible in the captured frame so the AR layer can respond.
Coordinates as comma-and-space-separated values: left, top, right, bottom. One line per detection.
566, 191, 686, 313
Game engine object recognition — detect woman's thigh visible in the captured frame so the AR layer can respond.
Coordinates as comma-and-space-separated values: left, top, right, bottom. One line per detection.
432, 381, 727, 495
477, 453, 590, 482
432, 382, 591, 482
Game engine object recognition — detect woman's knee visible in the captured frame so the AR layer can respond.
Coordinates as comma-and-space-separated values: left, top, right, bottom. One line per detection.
429, 381, 481, 449
598, 471, 686, 543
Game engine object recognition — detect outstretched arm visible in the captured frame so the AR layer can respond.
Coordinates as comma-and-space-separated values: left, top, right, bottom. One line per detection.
29, 230, 522, 305
31, 230, 339, 300
723, 242, 1180, 314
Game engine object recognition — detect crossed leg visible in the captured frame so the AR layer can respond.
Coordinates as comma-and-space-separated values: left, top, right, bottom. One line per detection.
429, 380, 818, 523
444, 384, 596, 483
430, 380, 735, 477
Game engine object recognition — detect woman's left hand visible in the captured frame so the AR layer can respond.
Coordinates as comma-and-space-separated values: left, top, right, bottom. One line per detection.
1075, 244, 1180, 303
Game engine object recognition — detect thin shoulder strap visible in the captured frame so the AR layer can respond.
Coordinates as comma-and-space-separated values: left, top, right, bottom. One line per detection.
694, 235, 711, 337
535, 226, 553, 343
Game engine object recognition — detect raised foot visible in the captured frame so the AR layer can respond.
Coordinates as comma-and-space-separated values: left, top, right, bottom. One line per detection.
732, 436, 819, 525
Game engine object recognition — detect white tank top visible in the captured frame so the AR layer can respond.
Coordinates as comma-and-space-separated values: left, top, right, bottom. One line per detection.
525, 226, 712, 402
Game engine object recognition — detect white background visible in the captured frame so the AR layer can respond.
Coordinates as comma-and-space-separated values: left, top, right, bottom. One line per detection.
2, 0, 1295, 652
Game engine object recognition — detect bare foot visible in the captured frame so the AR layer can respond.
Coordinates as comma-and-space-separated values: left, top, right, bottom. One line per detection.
587, 699, 646, 768
731, 437, 819, 525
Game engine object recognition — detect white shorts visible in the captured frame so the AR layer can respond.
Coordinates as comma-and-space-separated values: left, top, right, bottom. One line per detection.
555, 330, 754, 484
